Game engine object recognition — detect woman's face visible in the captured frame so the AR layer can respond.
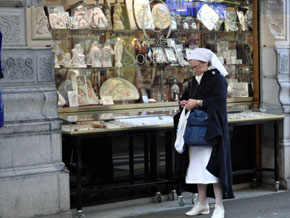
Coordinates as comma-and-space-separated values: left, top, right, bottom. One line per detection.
189, 60, 208, 76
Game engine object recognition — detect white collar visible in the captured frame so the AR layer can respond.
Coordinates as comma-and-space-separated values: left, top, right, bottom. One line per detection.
195, 73, 204, 85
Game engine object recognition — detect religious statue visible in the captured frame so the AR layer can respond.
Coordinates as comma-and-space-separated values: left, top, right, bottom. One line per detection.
62, 53, 72, 68
72, 43, 86, 67
170, 79, 180, 101
114, 37, 123, 68
102, 41, 114, 67
105, 2, 112, 29
88, 7, 108, 29
113, 4, 124, 30
183, 20, 189, 30
87, 41, 102, 68
74, 7, 89, 29
51, 40, 64, 68
57, 69, 79, 103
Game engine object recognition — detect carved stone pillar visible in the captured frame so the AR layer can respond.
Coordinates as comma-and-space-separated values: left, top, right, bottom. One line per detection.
0, 1, 72, 217
264, 0, 290, 189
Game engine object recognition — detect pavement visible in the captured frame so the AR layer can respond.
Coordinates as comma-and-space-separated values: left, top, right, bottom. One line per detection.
73, 186, 290, 218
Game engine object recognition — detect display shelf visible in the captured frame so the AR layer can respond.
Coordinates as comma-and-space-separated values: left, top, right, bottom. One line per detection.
60, 104, 284, 135
47, 0, 258, 111
58, 101, 179, 114
58, 97, 255, 114
50, 29, 253, 35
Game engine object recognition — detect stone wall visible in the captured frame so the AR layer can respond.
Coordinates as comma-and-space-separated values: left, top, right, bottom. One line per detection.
0, 1, 72, 217
260, 0, 290, 189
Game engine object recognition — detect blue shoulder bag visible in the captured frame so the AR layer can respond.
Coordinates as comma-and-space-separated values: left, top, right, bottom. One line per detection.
183, 109, 215, 146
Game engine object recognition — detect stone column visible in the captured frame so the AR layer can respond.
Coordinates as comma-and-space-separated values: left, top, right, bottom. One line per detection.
0, 1, 72, 217
263, 0, 290, 189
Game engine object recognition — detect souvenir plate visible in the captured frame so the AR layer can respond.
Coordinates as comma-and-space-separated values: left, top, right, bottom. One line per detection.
133, 0, 154, 30
151, 3, 171, 29
100, 77, 140, 101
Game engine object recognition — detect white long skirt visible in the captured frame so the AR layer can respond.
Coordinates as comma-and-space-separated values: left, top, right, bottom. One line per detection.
185, 146, 219, 184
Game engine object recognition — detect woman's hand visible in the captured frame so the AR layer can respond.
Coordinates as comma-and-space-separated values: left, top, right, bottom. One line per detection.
179, 100, 188, 108
185, 99, 199, 111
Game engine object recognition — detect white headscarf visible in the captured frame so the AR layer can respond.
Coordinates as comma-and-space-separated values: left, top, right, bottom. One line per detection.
186, 48, 228, 77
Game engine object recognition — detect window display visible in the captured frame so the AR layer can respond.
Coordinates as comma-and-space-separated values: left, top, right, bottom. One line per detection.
44, 0, 257, 110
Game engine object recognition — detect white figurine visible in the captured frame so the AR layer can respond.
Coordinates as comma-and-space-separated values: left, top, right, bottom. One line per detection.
51, 40, 64, 68
105, 2, 112, 29
62, 53, 72, 68
89, 7, 108, 29
72, 43, 86, 68
183, 21, 189, 30
113, 4, 124, 30
87, 41, 102, 68
102, 41, 114, 68
114, 37, 123, 68
170, 79, 180, 101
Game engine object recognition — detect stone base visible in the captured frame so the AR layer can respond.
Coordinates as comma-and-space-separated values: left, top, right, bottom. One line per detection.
280, 178, 290, 190
36, 212, 72, 218
0, 171, 72, 218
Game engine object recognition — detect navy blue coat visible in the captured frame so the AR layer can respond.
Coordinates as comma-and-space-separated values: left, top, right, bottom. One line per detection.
174, 69, 234, 199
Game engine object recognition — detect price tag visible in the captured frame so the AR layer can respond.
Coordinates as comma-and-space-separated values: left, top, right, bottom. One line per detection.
142, 95, 149, 104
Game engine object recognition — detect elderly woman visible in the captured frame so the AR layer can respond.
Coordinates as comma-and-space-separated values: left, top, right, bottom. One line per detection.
175, 48, 234, 218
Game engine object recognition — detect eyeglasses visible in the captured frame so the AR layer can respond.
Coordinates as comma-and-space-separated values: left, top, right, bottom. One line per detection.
189, 62, 202, 71
189, 62, 208, 74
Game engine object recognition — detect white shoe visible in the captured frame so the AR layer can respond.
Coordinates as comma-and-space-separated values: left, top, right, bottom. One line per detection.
185, 202, 210, 216
211, 205, 225, 218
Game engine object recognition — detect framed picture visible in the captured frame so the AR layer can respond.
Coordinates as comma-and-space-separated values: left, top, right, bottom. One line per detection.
228, 82, 249, 98
197, 4, 219, 31
167, 38, 176, 48
68, 91, 79, 107
49, 12, 68, 29
46, 5, 65, 15
87, 6, 108, 29
72, 4, 90, 29
67, 17, 78, 29
170, 16, 177, 31
164, 48, 177, 63
76, 75, 90, 105
151, 47, 167, 64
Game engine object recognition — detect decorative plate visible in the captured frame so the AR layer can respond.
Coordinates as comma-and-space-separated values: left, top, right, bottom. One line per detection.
133, 0, 155, 30
151, 3, 171, 29
100, 77, 140, 101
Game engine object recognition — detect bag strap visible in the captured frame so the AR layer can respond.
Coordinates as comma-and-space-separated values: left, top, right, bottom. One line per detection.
185, 109, 190, 119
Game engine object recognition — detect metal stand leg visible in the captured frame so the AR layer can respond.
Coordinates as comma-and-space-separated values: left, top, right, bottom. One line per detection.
155, 191, 162, 203
170, 189, 177, 201
178, 195, 185, 206
144, 132, 149, 182
76, 137, 83, 214
77, 210, 85, 218
274, 121, 280, 191
251, 178, 257, 188
129, 133, 134, 184
192, 193, 198, 205
275, 181, 280, 192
